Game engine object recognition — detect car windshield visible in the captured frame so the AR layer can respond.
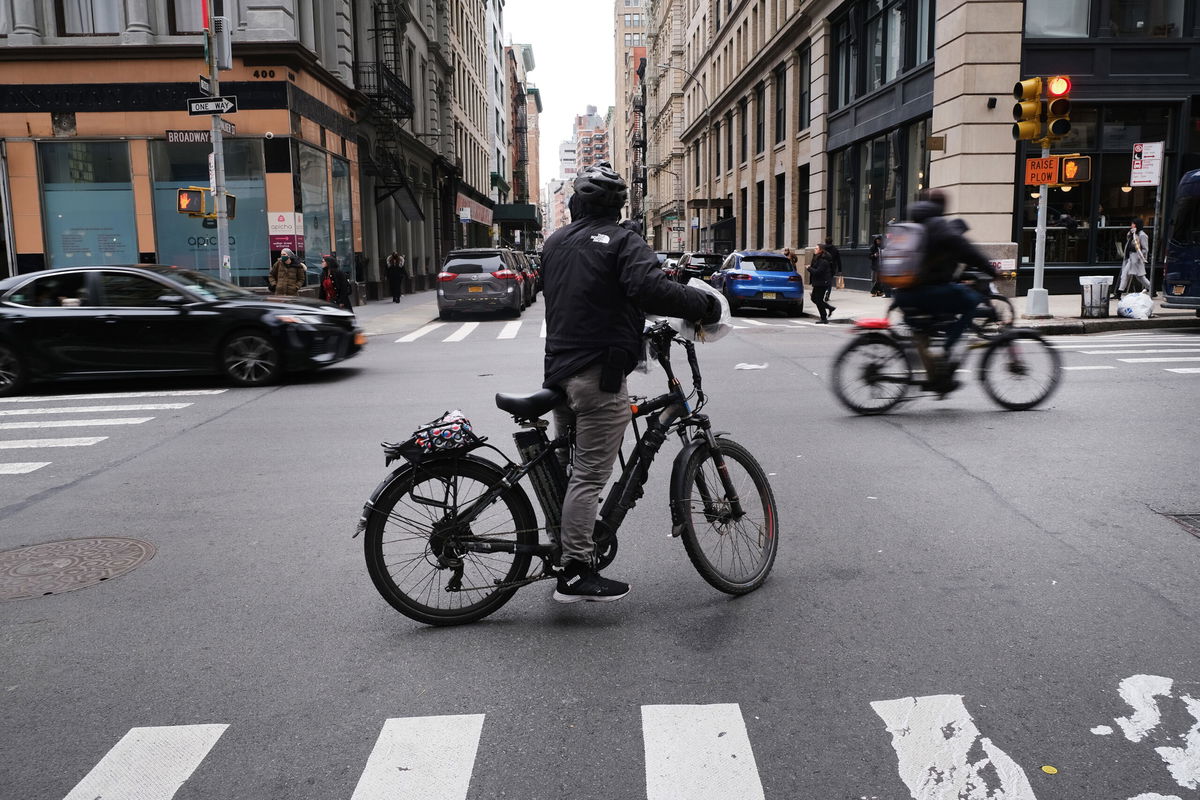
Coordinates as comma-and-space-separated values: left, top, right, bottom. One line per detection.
740, 257, 793, 272
150, 267, 255, 300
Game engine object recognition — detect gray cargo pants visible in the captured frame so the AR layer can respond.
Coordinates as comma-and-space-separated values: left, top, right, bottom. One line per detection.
551, 362, 630, 566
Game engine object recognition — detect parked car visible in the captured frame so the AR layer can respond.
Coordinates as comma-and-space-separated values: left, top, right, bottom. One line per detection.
0, 264, 364, 397
511, 250, 538, 306
709, 250, 805, 315
676, 252, 725, 284
437, 248, 526, 320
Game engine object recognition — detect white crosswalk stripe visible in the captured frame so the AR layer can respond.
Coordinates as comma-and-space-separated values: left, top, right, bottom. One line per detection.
0, 462, 50, 474
351, 715, 485, 800
62, 724, 228, 800
1166, 367, 1200, 373
0, 389, 226, 404
395, 322, 445, 343
0, 417, 154, 430
1051, 332, 1200, 375
0, 403, 191, 417
1118, 356, 1200, 363
642, 704, 765, 800
0, 437, 107, 449
498, 320, 522, 339
443, 322, 479, 342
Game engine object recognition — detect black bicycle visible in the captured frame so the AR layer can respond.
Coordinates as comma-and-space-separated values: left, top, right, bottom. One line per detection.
355, 320, 779, 626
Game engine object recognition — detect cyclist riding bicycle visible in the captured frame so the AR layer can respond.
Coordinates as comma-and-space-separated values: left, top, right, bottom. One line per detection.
892, 188, 996, 392
541, 161, 720, 603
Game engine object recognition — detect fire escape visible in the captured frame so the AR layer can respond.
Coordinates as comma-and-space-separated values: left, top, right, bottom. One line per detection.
355, 0, 420, 217
513, 96, 528, 202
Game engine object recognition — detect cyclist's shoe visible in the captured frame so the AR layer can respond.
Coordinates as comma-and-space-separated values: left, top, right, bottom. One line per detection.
553, 560, 630, 604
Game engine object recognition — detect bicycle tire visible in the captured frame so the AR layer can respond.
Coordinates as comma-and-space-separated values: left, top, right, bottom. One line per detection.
977, 295, 1016, 339
678, 438, 778, 595
363, 457, 538, 626
979, 329, 1063, 411
831, 333, 913, 415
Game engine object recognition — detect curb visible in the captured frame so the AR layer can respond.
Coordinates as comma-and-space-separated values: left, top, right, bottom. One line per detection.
1023, 316, 1200, 335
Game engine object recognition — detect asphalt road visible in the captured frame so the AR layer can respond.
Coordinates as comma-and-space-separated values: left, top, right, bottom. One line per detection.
2, 298, 1199, 800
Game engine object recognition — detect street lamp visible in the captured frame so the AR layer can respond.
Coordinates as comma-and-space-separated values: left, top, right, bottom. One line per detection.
658, 63, 713, 252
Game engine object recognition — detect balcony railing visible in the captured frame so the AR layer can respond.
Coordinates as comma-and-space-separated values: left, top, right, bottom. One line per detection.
354, 61, 415, 120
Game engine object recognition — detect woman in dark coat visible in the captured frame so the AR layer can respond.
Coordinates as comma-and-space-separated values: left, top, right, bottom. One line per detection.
868, 235, 884, 296
385, 252, 408, 303
807, 243, 836, 323
319, 255, 353, 311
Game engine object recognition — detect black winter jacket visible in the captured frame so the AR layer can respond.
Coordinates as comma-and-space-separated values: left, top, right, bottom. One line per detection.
909, 201, 995, 285
542, 214, 713, 389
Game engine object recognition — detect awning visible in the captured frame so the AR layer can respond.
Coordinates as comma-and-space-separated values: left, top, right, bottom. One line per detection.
493, 203, 542, 224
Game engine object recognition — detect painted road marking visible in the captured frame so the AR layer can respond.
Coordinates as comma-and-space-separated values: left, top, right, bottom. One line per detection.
395, 323, 445, 343
1078, 348, 1200, 355
351, 715, 484, 800
1118, 357, 1200, 363
443, 322, 479, 342
540, 319, 547, 338
872, 694, 1037, 800
0, 390, 225, 404
61, 724, 228, 800
740, 319, 789, 327
1064, 365, 1118, 370
642, 703, 765, 800
0, 417, 154, 430
0, 437, 108, 449
0, 403, 191, 417
498, 321, 522, 339
1165, 368, 1200, 373
0, 462, 50, 474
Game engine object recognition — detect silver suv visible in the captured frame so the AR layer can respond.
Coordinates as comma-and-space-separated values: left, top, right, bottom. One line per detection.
437, 249, 527, 320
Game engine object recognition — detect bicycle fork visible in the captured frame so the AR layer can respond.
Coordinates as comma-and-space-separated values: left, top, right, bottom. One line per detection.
668, 415, 747, 538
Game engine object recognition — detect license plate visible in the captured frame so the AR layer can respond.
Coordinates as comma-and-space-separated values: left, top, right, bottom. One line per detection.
468, 285, 483, 293
762, 292, 777, 300
1173, 285, 1185, 295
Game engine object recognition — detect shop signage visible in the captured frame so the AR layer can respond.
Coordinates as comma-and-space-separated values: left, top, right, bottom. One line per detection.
1024, 156, 1060, 186
187, 95, 238, 115
268, 212, 304, 253
459, 207, 472, 223
1130, 141, 1164, 187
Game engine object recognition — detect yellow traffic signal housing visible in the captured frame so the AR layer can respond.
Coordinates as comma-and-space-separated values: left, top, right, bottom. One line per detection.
177, 187, 206, 216
1012, 77, 1043, 141
1060, 155, 1091, 183
1045, 75, 1072, 139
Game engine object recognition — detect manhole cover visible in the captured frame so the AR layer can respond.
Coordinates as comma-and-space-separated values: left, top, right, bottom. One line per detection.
0, 537, 155, 600
1163, 513, 1200, 539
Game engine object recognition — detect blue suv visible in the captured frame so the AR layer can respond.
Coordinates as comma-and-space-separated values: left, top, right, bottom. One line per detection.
709, 250, 804, 316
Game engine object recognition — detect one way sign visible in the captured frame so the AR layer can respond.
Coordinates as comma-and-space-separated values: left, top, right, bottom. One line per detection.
187, 96, 238, 115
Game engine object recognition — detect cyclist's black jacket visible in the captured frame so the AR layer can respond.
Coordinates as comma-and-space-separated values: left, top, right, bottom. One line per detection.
910, 201, 995, 285
542, 213, 712, 390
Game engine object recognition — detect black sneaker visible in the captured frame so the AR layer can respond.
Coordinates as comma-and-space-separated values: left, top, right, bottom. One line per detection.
552, 562, 630, 604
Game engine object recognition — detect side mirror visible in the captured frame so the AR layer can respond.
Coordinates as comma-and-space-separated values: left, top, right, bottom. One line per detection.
157, 294, 187, 307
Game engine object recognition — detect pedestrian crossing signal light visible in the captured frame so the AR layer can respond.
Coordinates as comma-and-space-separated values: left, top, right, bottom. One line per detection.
177, 187, 206, 216
1060, 155, 1091, 183
1011, 77, 1043, 141
224, 193, 237, 220
1045, 75, 1072, 139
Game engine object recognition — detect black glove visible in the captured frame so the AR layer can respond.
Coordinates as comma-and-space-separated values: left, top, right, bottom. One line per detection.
699, 294, 722, 325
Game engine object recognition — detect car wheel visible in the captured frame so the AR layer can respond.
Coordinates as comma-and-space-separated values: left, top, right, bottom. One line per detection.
220, 329, 281, 387
725, 293, 741, 315
787, 302, 803, 317
0, 341, 28, 398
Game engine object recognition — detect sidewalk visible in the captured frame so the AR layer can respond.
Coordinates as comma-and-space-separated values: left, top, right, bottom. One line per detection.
350, 287, 1200, 337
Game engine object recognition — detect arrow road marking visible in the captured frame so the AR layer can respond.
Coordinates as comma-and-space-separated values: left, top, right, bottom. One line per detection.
351, 715, 485, 800
62, 724, 228, 800
642, 703, 766, 800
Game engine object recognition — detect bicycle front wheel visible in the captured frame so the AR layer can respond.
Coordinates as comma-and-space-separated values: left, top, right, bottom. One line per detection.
979, 329, 1063, 410
363, 458, 538, 626
678, 438, 778, 595
977, 295, 1016, 339
831, 333, 913, 415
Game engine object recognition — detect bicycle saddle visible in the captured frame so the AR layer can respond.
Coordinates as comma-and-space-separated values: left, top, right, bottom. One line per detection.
495, 387, 566, 419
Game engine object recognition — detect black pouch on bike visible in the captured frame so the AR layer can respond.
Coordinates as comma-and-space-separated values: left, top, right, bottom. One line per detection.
382, 410, 485, 465
598, 347, 626, 393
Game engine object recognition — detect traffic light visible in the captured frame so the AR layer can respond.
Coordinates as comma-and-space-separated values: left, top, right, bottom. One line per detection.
1011, 77, 1043, 141
1045, 75, 1072, 139
177, 187, 206, 216
1060, 155, 1091, 183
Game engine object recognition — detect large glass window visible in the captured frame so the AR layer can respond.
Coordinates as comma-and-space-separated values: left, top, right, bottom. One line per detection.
830, 149, 851, 245
865, 0, 904, 91
725, 111, 734, 168
755, 180, 765, 248
796, 44, 811, 130
1110, 0, 1185, 37
1025, 0, 1090, 37
914, 0, 933, 64
754, 84, 765, 154
738, 100, 748, 163
150, 139, 269, 285
858, 133, 898, 243
905, 117, 931, 204
796, 165, 810, 247
833, 17, 857, 109
39, 141, 137, 267
774, 173, 785, 249
773, 64, 787, 144
299, 143, 331, 266
57, 0, 124, 35
331, 156, 352, 262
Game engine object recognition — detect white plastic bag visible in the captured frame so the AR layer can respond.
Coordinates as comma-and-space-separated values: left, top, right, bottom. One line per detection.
1117, 291, 1153, 320
662, 278, 733, 343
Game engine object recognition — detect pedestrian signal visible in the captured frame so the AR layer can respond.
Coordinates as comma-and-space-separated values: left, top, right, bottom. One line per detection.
1045, 75, 1072, 139
1060, 156, 1091, 183
1011, 78, 1043, 141
177, 187, 206, 215
224, 193, 237, 220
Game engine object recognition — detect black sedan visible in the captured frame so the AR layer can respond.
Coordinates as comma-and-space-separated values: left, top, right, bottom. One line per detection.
0, 264, 365, 397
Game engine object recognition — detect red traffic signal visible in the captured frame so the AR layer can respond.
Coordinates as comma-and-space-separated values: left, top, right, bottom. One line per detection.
177, 187, 206, 215
1044, 75, 1072, 139
1045, 75, 1071, 97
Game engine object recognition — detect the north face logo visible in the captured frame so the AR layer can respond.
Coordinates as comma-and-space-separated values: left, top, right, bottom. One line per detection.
590, 234, 611, 244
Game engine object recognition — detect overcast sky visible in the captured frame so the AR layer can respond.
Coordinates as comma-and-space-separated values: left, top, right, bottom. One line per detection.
504, 0, 616, 189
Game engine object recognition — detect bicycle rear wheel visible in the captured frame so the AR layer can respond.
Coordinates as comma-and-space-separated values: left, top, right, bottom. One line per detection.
678, 438, 778, 595
979, 329, 1062, 410
831, 333, 913, 415
363, 458, 538, 626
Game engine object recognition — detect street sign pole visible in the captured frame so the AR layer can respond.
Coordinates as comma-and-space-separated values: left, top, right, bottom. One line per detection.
1026, 144, 1052, 318
207, 24, 231, 283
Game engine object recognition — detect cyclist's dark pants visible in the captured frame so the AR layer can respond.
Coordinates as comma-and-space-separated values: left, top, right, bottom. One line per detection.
893, 283, 982, 352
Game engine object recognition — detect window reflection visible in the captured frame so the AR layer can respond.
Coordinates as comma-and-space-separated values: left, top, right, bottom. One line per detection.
1110, 0, 1184, 37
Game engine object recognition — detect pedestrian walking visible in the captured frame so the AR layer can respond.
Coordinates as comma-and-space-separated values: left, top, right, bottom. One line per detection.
268, 248, 305, 296
823, 238, 843, 303
868, 235, 885, 296
386, 252, 408, 303
807, 243, 836, 323
1114, 218, 1151, 297
319, 254, 353, 311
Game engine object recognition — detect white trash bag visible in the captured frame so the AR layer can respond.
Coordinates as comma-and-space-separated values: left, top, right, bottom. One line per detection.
1117, 291, 1153, 320
653, 277, 733, 343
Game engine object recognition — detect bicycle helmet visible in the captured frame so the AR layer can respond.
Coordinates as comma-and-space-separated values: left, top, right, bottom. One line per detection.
573, 161, 628, 209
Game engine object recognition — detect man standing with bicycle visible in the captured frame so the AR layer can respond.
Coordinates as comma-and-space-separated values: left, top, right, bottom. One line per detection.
542, 162, 720, 603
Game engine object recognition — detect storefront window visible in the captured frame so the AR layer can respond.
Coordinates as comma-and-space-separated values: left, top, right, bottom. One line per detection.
299, 144, 331, 266
39, 141, 137, 267
830, 149, 851, 245
1025, 0, 1089, 37
1102, 105, 1174, 151
1110, 0, 1184, 37
858, 134, 897, 243
150, 140, 268, 284
331, 157, 352, 263
904, 118, 930, 206
1049, 106, 1098, 151
1098, 153, 1158, 259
